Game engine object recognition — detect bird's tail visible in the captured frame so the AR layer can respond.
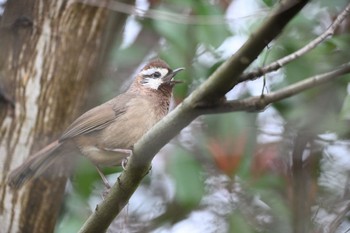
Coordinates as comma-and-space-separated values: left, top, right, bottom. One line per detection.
7, 140, 63, 189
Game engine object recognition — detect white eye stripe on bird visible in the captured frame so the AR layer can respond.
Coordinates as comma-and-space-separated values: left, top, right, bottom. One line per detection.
141, 67, 169, 78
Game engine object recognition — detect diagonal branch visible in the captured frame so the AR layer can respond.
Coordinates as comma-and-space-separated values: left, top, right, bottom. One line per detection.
78, 1, 310, 233
239, 2, 350, 83
197, 62, 350, 114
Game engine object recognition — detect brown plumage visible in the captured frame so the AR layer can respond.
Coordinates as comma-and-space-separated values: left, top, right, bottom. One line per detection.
7, 59, 184, 188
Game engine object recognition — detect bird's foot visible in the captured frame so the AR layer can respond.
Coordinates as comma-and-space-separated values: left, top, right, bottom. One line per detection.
121, 157, 128, 170
102, 147, 133, 170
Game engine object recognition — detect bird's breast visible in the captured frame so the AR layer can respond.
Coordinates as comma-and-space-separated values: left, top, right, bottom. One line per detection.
97, 96, 168, 149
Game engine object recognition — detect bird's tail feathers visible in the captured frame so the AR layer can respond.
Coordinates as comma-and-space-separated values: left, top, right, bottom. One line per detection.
7, 141, 62, 189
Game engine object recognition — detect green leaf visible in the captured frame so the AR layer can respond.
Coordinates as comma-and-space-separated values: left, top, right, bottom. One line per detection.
153, 20, 189, 52
262, 0, 278, 7
229, 213, 254, 233
168, 148, 204, 209
340, 93, 350, 120
193, 2, 230, 47
73, 159, 101, 198
195, 24, 230, 47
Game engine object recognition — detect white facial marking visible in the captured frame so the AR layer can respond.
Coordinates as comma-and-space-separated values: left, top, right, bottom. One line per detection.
143, 78, 163, 89
141, 67, 169, 90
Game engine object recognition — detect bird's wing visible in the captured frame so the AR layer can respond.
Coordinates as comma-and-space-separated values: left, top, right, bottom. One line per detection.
59, 96, 129, 142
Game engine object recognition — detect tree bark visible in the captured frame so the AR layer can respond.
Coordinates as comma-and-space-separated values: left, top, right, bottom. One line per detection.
0, 0, 111, 232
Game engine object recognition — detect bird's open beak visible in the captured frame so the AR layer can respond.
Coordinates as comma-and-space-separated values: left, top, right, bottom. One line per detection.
163, 67, 185, 84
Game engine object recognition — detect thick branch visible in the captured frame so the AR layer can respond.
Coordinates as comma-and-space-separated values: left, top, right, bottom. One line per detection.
239, 2, 350, 82
78, 1, 310, 233
198, 62, 350, 114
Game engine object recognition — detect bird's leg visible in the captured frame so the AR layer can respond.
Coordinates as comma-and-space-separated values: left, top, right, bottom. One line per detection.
96, 148, 132, 198
95, 165, 111, 189
103, 148, 132, 155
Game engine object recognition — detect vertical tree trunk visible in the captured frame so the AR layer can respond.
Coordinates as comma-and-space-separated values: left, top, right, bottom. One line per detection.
0, 1, 111, 232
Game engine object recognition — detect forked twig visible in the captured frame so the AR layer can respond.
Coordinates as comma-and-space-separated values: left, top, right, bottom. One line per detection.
239, 3, 350, 82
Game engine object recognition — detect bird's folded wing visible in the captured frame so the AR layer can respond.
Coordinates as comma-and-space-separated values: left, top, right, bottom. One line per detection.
59, 99, 127, 142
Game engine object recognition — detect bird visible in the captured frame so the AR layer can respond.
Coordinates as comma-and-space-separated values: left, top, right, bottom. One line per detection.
7, 59, 184, 189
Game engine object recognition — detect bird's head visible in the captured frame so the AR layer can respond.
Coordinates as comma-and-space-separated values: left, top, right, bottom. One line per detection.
133, 59, 184, 91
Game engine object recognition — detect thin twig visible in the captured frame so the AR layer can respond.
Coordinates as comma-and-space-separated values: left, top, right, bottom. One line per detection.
78, 0, 268, 25
239, 2, 350, 82
198, 62, 350, 114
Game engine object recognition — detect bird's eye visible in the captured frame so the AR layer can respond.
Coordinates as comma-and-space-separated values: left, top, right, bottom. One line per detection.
153, 72, 161, 78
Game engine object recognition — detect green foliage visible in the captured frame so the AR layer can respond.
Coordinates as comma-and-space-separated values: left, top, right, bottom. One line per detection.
72, 158, 122, 198
229, 212, 255, 233
319, 0, 349, 10
56, 193, 89, 233
340, 92, 350, 120
205, 112, 248, 138
261, 0, 278, 7
115, 45, 150, 66
154, 21, 189, 52
168, 148, 204, 209
72, 159, 101, 198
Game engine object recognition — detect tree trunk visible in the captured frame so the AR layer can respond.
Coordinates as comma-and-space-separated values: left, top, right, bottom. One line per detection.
0, 0, 111, 232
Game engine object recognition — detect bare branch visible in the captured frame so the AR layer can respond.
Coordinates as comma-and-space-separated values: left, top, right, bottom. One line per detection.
239, 2, 350, 82
79, 0, 268, 25
199, 62, 350, 114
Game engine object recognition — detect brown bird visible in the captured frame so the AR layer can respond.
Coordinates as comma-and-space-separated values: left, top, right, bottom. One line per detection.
7, 59, 184, 189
